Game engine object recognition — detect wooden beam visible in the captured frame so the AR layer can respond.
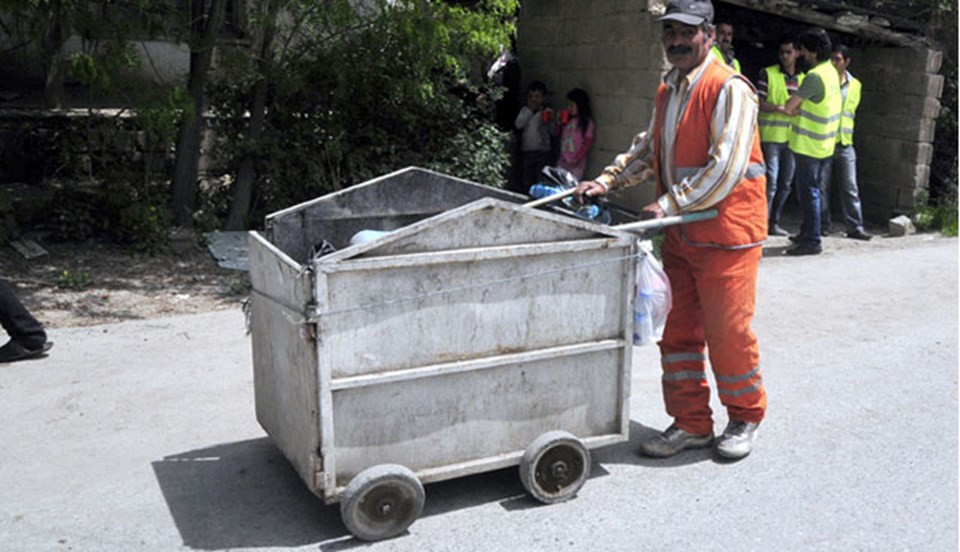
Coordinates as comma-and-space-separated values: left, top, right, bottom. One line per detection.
719, 0, 927, 48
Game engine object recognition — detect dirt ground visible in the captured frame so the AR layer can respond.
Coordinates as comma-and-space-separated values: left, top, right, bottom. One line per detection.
0, 235, 250, 329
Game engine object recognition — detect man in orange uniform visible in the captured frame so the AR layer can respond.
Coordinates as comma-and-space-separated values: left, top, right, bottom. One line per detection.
576, 0, 767, 460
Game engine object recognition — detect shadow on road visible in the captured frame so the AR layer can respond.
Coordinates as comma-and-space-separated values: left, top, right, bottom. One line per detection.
154, 436, 616, 550
592, 420, 718, 468
152, 438, 339, 550
153, 421, 725, 549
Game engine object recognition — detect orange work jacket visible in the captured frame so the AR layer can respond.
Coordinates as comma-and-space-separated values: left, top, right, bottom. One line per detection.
652, 60, 768, 249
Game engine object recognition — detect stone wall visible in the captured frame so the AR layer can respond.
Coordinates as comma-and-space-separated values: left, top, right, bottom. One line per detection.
517, 1, 944, 220
517, 0, 666, 209
853, 47, 943, 218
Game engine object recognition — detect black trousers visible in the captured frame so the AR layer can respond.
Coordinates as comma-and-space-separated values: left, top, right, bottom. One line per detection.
0, 279, 46, 348
520, 150, 555, 192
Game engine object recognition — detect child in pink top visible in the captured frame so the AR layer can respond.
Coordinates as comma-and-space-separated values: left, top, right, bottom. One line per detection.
556, 88, 595, 180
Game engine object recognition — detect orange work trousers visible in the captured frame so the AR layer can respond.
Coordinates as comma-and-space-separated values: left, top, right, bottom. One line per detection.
657, 233, 766, 436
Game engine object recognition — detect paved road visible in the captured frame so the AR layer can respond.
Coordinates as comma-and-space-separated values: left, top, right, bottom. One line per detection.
1, 236, 956, 551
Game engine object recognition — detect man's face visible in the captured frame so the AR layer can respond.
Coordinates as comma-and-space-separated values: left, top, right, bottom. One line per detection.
716, 23, 734, 52
662, 21, 713, 73
798, 45, 817, 66
779, 43, 798, 68
830, 52, 850, 74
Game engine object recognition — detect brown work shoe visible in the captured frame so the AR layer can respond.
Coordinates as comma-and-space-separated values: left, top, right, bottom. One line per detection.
638, 424, 714, 458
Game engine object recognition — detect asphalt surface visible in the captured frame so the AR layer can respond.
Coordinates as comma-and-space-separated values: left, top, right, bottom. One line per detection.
1, 235, 957, 551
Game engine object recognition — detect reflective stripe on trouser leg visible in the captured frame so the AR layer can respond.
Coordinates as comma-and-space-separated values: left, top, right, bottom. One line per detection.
658, 248, 714, 435
659, 238, 767, 433
695, 245, 766, 424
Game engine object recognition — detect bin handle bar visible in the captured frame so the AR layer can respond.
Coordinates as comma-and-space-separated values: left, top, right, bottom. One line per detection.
611, 209, 718, 233
522, 187, 577, 209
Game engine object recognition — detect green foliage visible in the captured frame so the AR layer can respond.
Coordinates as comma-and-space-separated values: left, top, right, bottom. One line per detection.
913, 190, 959, 237
30, 114, 175, 253
67, 40, 141, 96
205, 0, 517, 224
56, 269, 92, 290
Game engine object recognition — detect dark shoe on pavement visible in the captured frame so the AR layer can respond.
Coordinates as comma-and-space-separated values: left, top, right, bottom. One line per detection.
638, 424, 714, 458
0, 340, 53, 363
788, 233, 800, 243
768, 225, 789, 237
847, 228, 873, 241
785, 243, 822, 256
715, 420, 760, 459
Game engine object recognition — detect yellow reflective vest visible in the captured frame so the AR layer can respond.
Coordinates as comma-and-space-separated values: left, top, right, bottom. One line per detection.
788, 61, 841, 159
839, 72, 862, 146
710, 45, 741, 73
759, 65, 804, 144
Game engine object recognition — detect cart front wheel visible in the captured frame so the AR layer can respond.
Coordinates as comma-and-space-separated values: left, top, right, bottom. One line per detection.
340, 464, 424, 541
519, 430, 591, 504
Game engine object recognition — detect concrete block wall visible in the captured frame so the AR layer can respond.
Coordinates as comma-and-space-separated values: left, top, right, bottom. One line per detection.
517, 0, 666, 209
518, 4, 944, 221
855, 47, 943, 217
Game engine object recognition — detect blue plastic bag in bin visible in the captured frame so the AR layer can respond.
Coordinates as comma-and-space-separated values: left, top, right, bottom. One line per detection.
528, 167, 611, 224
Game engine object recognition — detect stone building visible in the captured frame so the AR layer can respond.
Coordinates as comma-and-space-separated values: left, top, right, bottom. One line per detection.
516, 0, 944, 220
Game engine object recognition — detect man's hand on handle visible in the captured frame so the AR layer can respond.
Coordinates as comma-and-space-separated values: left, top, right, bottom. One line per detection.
575, 180, 608, 203
576, 179, 667, 221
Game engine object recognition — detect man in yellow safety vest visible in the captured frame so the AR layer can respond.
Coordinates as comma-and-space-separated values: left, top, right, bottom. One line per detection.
757, 36, 804, 236
820, 44, 872, 241
779, 27, 842, 256
711, 21, 741, 73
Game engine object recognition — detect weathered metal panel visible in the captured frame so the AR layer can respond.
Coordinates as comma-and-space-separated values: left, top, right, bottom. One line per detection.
247, 232, 323, 494
330, 347, 623, 483
250, 173, 637, 503
317, 244, 632, 378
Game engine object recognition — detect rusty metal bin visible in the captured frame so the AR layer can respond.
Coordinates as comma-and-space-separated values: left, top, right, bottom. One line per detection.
247, 167, 636, 540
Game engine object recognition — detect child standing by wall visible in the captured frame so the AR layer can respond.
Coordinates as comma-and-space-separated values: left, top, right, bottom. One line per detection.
555, 88, 595, 181
514, 80, 554, 190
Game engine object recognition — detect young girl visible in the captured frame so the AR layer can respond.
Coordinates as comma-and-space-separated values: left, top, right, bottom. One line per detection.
556, 88, 595, 181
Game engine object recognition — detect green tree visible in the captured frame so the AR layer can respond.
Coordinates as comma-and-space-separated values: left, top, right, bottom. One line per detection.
170, 0, 228, 227
206, 0, 518, 228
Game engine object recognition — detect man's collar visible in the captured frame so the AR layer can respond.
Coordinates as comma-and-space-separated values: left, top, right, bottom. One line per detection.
665, 53, 714, 90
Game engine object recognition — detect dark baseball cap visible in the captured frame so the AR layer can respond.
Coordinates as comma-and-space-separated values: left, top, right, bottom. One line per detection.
658, 0, 714, 26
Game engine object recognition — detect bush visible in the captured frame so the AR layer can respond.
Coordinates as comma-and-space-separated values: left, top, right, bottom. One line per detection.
204, 0, 517, 226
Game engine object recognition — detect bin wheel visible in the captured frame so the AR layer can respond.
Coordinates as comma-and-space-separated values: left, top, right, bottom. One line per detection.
340, 464, 424, 541
519, 430, 591, 504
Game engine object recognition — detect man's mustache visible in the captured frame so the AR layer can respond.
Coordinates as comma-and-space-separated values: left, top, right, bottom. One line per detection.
667, 45, 693, 55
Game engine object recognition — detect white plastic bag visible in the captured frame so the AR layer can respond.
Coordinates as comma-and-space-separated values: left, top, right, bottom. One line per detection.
634, 240, 672, 346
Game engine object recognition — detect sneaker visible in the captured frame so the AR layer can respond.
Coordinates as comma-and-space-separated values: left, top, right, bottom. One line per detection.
638, 424, 714, 458
715, 420, 760, 459
785, 243, 822, 256
768, 225, 789, 237
847, 228, 873, 241
0, 340, 53, 363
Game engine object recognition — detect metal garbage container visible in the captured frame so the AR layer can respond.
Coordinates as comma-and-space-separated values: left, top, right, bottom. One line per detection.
247, 167, 637, 540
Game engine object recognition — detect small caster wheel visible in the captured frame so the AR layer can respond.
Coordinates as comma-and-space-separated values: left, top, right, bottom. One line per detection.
340, 464, 425, 541
519, 430, 591, 504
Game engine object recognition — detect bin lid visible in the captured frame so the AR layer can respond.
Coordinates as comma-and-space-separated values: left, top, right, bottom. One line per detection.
318, 196, 634, 262
262, 167, 631, 264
